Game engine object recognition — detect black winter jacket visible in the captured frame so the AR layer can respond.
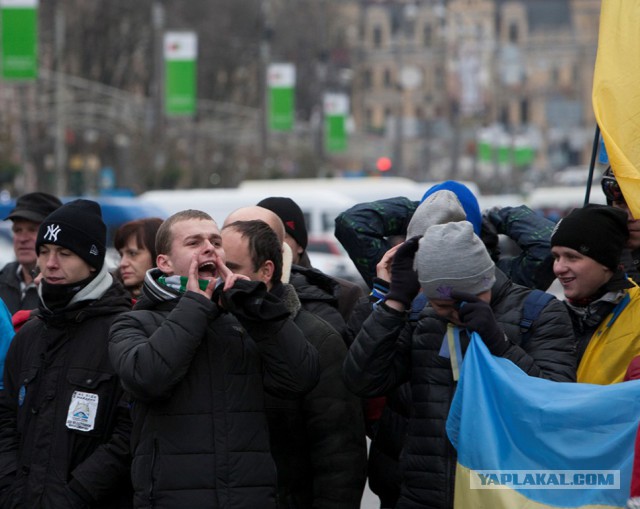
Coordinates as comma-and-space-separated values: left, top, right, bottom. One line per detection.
267, 283, 367, 509
344, 270, 576, 509
108, 270, 320, 509
0, 270, 133, 508
0, 261, 39, 315
290, 265, 350, 344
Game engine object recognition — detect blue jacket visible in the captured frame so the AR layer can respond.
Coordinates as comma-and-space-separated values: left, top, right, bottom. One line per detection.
0, 298, 14, 391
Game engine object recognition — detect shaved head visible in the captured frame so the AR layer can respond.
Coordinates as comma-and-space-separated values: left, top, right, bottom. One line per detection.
224, 206, 285, 243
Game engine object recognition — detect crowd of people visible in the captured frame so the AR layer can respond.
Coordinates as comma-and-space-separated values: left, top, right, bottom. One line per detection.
0, 166, 638, 508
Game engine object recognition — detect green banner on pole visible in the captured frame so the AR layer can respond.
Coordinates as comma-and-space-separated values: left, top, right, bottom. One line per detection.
164, 31, 197, 117
268, 63, 295, 132
0, 0, 38, 81
324, 93, 348, 153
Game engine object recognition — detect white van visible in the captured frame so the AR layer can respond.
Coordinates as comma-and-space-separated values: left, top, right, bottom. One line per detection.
138, 187, 357, 237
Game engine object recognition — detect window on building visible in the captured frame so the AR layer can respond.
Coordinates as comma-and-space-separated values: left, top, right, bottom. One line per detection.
520, 99, 529, 125
500, 106, 509, 127
551, 67, 559, 85
509, 23, 519, 44
363, 69, 372, 90
423, 24, 432, 47
435, 66, 445, 90
384, 68, 392, 88
366, 108, 373, 128
373, 26, 383, 48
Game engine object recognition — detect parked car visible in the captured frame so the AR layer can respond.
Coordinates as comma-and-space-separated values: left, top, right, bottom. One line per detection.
306, 234, 366, 289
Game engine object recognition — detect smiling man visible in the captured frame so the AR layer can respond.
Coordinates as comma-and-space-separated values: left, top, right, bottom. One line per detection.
551, 204, 640, 384
0, 199, 133, 508
109, 209, 319, 509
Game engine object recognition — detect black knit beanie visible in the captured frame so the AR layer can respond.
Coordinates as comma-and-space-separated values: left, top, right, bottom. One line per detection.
36, 199, 107, 271
257, 197, 308, 250
550, 204, 628, 271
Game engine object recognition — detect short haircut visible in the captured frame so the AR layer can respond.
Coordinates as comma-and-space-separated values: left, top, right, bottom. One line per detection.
223, 220, 283, 284
155, 210, 214, 256
114, 217, 163, 265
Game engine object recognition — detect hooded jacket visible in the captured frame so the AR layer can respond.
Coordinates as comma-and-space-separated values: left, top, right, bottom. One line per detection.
0, 267, 133, 509
343, 269, 576, 509
108, 269, 319, 509
267, 283, 367, 508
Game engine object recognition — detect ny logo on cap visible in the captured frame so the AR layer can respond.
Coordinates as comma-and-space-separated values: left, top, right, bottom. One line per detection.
44, 224, 61, 242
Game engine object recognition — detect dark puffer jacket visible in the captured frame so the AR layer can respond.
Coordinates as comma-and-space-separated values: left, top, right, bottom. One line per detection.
108, 271, 319, 509
290, 265, 350, 344
343, 270, 576, 509
267, 283, 367, 509
0, 272, 133, 508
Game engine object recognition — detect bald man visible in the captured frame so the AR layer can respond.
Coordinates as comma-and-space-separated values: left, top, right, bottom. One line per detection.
224, 206, 350, 344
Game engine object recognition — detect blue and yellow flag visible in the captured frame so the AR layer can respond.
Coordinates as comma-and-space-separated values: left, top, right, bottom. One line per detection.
446, 334, 640, 509
593, 2, 640, 219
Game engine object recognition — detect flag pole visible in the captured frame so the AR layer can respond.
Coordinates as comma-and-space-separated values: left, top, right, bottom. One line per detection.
584, 124, 601, 206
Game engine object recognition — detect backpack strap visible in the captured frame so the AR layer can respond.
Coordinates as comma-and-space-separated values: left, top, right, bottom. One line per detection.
520, 289, 555, 344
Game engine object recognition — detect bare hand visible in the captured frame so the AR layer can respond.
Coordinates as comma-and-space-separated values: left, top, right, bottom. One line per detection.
376, 243, 402, 282
215, 253, 250, 292
187, 254, 215, 299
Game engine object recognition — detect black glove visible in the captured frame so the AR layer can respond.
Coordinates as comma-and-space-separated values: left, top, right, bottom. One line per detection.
451, 290, 511, 356
221, 279, 290, 323
386, 236, 421, 308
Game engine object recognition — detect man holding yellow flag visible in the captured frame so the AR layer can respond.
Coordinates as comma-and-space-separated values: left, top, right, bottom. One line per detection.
550, 204, 640, 384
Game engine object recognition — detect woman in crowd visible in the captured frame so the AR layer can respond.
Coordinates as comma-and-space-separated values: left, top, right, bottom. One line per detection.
113, 217, 163, 300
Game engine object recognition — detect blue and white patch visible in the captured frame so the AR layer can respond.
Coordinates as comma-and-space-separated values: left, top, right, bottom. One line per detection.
66, 391, 99, 432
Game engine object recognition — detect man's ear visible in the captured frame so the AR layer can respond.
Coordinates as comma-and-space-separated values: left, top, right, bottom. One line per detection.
261, 260, 275, 284
156, 253, 172, 274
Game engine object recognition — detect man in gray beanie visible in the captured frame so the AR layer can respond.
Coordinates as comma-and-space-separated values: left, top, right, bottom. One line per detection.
0, 199, 133, 507
343, 220, 575, 509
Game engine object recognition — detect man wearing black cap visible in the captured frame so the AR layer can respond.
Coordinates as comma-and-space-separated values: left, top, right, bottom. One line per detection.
551, 203, 639, 384
257, 197, 363, 330
0, 192, 62, 314
0, 199, 133, 508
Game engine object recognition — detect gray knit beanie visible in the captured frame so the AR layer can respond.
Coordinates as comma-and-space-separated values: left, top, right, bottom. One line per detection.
407, 190, 467, 239
416, 221, 496, 300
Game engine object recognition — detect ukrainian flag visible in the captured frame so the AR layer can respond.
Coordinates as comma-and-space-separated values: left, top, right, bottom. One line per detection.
446, 334, 640, 509
593, 2, 640, 219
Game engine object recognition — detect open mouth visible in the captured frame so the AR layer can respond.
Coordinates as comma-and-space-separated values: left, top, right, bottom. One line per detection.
198, 262, 217, 278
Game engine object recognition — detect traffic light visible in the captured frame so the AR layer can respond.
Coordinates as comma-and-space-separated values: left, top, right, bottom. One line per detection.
376, 157, 392, 172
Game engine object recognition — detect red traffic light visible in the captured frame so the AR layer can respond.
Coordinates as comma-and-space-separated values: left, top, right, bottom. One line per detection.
376, 157, 392, 172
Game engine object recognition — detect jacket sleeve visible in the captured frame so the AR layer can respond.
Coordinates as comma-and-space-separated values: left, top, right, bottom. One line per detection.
0, 299, 14, 391
222, 280, 320, 398
489, 205, 556, 290
0, 336, 19, 493
109, 292, 217, 402
334, 197, 418, 288
67, 394, 132, 504
501, 298, 576, 382
343, 303, 413, 398
304, 321, 367, 508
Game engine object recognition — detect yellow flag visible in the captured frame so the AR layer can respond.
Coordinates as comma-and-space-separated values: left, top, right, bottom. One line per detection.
592, 2, 640, 219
